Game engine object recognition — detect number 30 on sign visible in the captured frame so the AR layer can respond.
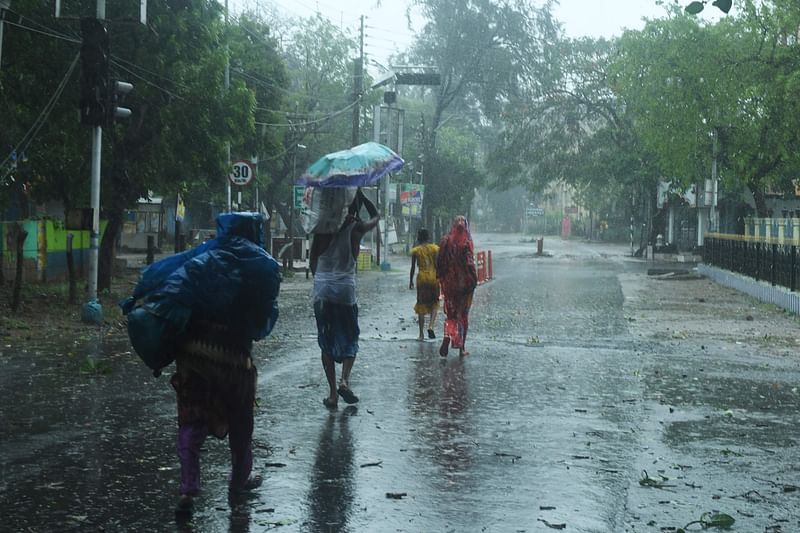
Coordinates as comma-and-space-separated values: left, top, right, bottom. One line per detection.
229, 160, 254, 186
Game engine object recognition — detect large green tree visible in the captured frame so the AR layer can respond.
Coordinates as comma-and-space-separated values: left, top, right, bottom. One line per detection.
1, 1, 290, 291
0, 2, 88, 217
227, 11, 289, 218
97, 1, 256, 289
486, 29, 657, 241
611, 2, 800, 216
407, 0, 560, 228
262, 13, 365, 238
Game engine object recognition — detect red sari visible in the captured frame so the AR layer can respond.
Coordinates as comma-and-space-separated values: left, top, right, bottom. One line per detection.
436, 216, 478, 350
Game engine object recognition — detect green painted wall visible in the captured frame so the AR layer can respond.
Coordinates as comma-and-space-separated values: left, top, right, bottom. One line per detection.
1, 219, 108, 281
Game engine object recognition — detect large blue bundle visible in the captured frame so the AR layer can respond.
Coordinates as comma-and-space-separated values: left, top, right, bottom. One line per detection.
121, 212, 281, 375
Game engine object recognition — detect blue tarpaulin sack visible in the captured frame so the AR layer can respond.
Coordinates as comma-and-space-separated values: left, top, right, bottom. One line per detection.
121, 212, 281, 376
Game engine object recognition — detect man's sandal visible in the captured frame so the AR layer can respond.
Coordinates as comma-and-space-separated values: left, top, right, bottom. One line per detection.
337, 385, 359, 404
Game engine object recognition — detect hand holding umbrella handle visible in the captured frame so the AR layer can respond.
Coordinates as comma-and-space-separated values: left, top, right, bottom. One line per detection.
359, 189, 379, 218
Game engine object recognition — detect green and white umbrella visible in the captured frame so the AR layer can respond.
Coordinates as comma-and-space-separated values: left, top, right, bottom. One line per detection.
296, 142, 404, 188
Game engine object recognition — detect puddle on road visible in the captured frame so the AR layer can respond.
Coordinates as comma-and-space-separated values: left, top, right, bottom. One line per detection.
627, 348, 800, 532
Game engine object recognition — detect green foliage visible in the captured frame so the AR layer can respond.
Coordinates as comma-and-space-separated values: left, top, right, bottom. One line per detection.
1, 0, 291, 220
7, 0, 800, 256
228, 11, 289, 191
611, 15, 717, 188
685, 0, 733, 15
487, 32, 654, 231
405, 0, 560, 224
424, 125, 484, 218
676, 511, 735, 531
611, 5, 800, 215
0, 1, 90, 214
80, 356, 112, 375
263, 13, 361, 213
639, 470, 675, 488
107, 0, 237, 206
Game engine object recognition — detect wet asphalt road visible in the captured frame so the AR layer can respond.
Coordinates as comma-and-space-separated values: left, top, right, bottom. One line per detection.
1, 234, 799, 532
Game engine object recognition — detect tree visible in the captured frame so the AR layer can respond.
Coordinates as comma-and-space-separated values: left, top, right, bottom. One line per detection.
227, 11, 289, 207
0, 1, 290, 290
261, 13, 364, 239
96, 0, 259, 290
611, 4, 800, 216
407, 0, 560, 228
0, 1, 90, 220
424, 124, 485, 233
610, 14, 718, 189
485, 30, 658, 243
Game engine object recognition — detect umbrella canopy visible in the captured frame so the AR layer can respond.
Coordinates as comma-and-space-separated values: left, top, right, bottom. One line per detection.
296, 142, 404, 188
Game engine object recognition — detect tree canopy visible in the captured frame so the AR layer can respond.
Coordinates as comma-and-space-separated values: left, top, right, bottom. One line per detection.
4, 0, 800, 276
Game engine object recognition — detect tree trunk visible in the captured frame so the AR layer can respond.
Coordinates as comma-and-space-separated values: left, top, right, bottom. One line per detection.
748, 181, 768, 217
11, 225, 28, 312
66, 233, 77, 304
0, 231, 4, 286
98, 209, 123, 292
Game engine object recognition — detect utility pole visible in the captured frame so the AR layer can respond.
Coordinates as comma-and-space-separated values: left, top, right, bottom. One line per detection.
225, 0, 232, 212
373, 103, 381, 267
80, 1, 107, 324
710, 127, 719, 232
0, 1, 9, 71
79, 0, 134, 324
351, 15, 364, 146
288, 144, 306, 269
381, 104, 403, 270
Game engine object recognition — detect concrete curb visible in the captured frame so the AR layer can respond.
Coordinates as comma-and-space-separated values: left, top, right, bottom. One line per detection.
698, 263, 800, 314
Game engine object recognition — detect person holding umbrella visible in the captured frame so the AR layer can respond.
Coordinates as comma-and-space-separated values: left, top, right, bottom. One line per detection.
310, 188, 379, 408
298, 142, 402, 408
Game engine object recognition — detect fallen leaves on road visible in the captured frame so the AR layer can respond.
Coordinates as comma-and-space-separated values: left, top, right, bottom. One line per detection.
494, 452, 522, 463
639, 470, 675, 489
537, 518, 566, 529
676, 511, 735, 531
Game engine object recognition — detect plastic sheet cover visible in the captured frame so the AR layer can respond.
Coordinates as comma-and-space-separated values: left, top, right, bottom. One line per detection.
120, 212, 281, 373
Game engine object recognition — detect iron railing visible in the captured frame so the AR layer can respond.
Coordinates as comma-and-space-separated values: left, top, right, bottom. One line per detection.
704, 234, 800, 291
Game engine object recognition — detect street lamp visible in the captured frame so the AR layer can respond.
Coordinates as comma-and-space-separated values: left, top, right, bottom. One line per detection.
288, 143, 306, 269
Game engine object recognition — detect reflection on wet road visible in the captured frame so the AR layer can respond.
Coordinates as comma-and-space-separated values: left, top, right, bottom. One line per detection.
306, 407, 357, 532
1, 235, 799, 531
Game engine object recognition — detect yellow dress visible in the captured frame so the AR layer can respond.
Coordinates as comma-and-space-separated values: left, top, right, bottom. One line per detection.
411, 243, 440, 314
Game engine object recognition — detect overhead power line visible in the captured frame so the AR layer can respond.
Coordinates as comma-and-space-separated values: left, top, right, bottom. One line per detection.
2, 52, 80, 181
255, 99, 357, 127
2, 18, 80, 44
110, 59, 185, 100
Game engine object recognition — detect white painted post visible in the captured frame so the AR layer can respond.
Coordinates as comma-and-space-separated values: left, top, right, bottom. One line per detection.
668, 206, 675, 244
793, 218, 800, 246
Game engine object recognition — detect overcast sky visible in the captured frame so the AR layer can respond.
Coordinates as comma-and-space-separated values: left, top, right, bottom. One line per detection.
250, 0, 724, 64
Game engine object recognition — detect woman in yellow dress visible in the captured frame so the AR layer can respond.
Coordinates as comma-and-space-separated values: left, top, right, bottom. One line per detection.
409, 228, 440, 341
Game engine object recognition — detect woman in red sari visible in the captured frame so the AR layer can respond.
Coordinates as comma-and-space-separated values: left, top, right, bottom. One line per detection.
436, 216, 478, 357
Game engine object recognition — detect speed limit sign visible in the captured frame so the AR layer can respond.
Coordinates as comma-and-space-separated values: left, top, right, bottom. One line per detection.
229, 160, 254, 186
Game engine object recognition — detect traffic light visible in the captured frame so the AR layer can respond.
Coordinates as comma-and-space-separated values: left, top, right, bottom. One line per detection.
106, 80, 133, 123
79, 18, 109, 127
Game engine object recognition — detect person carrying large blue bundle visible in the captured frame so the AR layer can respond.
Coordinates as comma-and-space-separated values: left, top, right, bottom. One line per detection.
120, 212, 281, 516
